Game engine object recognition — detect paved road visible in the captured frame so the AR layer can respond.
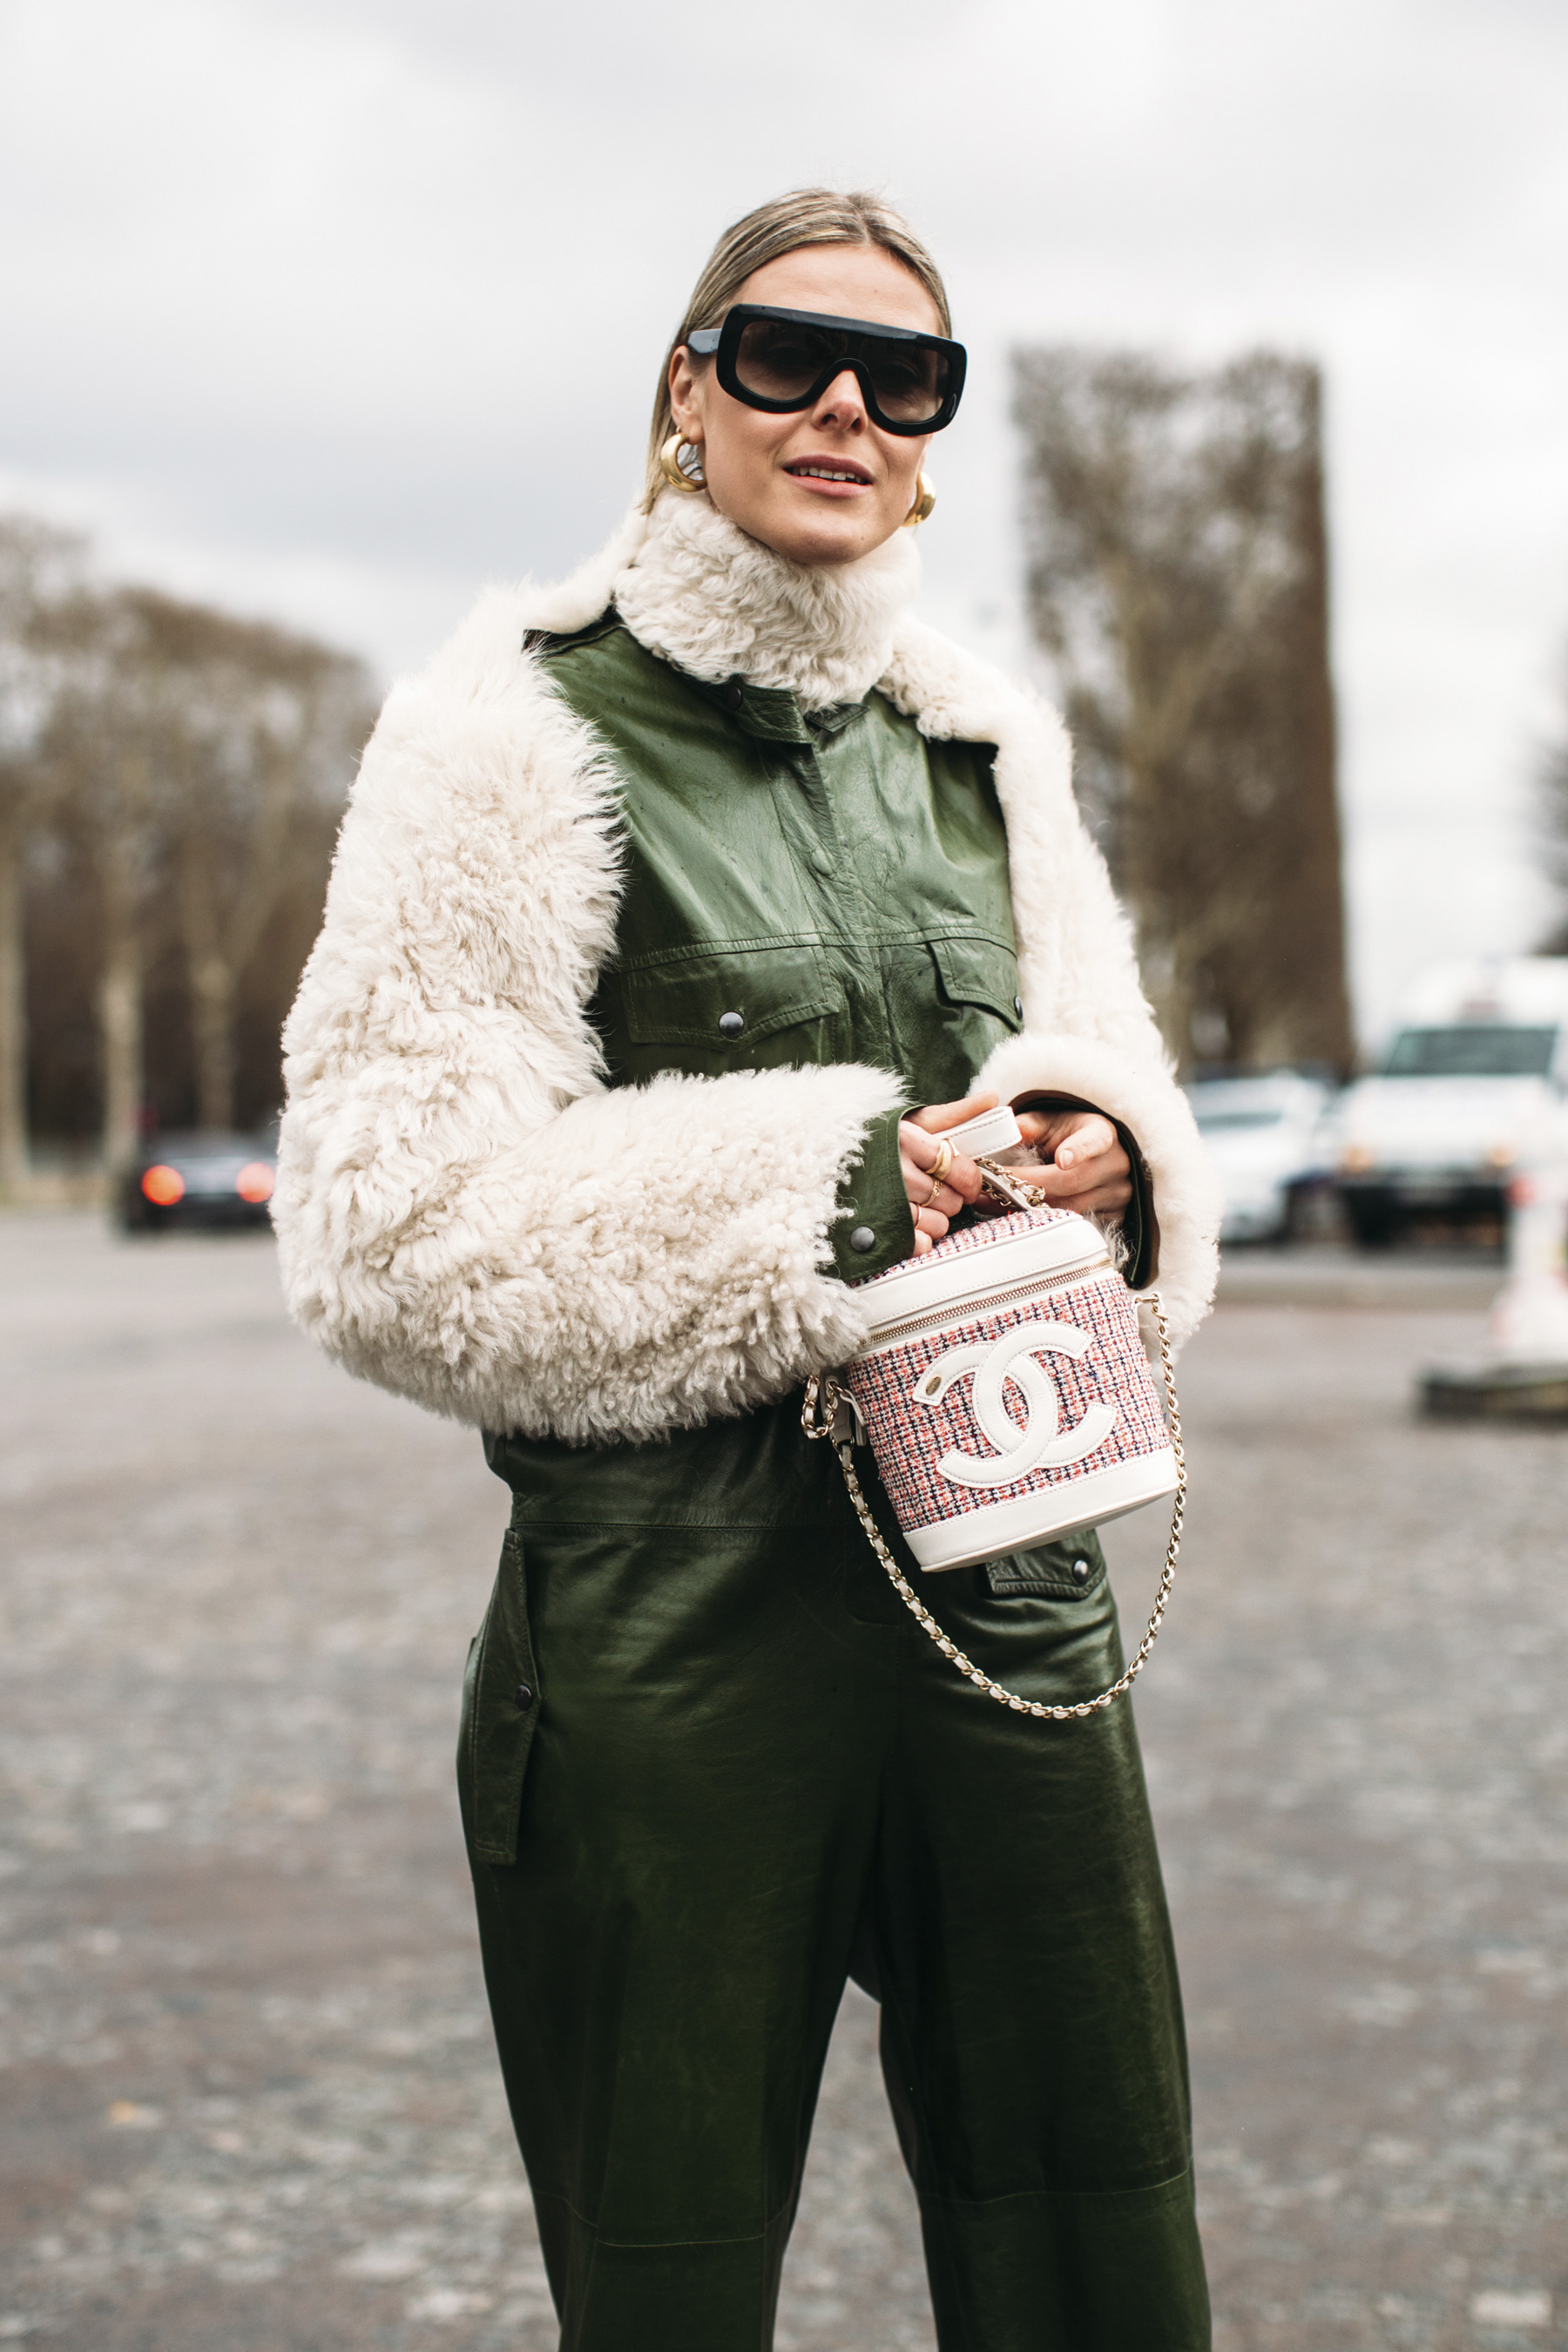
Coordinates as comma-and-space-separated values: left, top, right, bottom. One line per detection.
1, 1217, 1564, 2350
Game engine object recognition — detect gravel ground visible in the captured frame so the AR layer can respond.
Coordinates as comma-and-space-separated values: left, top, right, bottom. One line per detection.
1, 1215, 1565, 2350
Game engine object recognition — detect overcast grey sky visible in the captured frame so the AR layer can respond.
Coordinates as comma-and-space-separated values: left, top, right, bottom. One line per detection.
3, 0, 1565, 1041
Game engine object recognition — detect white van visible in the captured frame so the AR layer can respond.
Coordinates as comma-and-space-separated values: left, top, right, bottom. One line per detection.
1186, 1071, 1336, 1242
1329, 957, 1568, 1245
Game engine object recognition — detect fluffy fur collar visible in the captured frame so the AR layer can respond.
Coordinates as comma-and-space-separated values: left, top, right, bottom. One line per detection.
610, 489, 923, 712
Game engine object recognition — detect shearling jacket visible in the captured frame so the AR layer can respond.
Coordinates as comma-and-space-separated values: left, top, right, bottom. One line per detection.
274, 493, 1220, 1448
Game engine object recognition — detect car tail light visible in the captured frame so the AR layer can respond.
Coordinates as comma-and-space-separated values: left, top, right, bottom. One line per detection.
235, 1162, 274, 1204
141, 1165, 186, 1206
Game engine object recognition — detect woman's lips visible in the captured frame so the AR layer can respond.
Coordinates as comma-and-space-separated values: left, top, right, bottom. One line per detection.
783, 456, 874, 494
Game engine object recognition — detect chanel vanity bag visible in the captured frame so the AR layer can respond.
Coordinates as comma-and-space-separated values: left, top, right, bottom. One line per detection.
803, 1109, 1185, 1722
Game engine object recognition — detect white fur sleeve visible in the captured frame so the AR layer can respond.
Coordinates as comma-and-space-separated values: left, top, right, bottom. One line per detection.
976, 1030, 1220, 1348
881, 620, 1222, 1348
273, 591, 897, 1446
973, 806, 1222, 1348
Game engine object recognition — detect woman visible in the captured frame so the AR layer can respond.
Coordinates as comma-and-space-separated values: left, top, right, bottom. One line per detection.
276, 189, 1220, 2351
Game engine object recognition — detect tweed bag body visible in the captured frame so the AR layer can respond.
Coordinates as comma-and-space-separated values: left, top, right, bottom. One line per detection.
842, 1203, 1179, 1576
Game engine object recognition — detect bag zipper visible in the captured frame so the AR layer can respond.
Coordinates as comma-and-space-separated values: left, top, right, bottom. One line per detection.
861, 1253, 1113, 1353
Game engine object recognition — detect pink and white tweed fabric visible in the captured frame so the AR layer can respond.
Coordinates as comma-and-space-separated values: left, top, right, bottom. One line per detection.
843, 1206, 1176, 1571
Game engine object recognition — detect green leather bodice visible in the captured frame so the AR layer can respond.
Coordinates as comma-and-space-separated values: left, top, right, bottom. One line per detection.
538, 612, 1025, 1279
487, 608, 1143, 1552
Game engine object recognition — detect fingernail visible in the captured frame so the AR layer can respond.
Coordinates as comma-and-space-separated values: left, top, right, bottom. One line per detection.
1058, 1148, 1075, 1167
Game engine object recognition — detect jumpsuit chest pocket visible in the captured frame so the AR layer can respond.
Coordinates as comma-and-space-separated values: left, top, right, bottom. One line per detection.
611, 942, 844, 1080
929, 936, 1024, 1031
915, 935, 1025, 1093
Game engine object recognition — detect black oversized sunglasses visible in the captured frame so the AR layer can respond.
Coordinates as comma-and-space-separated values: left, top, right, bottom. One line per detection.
686, 304, 967, 436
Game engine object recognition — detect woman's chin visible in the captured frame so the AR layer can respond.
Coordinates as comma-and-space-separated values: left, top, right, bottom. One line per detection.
719, 490, 897, 569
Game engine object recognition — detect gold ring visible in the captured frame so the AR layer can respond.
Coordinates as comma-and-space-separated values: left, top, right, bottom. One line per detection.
924, 1172, 945, 1206
928, 1139, 955, 1186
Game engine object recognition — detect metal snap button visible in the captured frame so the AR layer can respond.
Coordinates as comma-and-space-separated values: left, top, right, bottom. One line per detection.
810, 848, 833, 875
1014, 995, 1024, 1018
718, 1011, 744, 1038
1071, 1558, 1091, 1585
848, 1226, 877, 1254
515, 1683, 534, 1710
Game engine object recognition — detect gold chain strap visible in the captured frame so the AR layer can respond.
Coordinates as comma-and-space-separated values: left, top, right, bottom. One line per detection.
801, 1294, 1186, 1723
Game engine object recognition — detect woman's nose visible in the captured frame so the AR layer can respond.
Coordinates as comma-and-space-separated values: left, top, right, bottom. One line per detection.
811, 367, 868, 430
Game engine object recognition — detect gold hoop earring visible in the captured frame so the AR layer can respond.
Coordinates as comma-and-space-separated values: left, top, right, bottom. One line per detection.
902, 472, 936, 528
659, 432, 707, 494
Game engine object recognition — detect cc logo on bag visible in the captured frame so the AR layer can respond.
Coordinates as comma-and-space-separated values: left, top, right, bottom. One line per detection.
910, 1319, 1117, 1490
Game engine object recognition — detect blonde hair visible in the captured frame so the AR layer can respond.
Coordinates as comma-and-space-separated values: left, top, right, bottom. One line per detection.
643, 188, 952, 511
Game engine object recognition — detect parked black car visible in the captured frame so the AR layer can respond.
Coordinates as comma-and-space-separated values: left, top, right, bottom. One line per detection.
118, 1129, 277, 1233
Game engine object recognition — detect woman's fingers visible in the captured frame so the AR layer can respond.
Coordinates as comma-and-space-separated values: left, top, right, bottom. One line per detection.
1052, 1113, 1119, 1171
900, 1093, 1002, 1217
1027, 1157, 1132, 1211
899, 1121, 983, 1206
1061, 1177, 1134, 1215
1033, 1173, 1133, 1215
907, 1091, 997, 1136
899, 1098, 1134, 1252
1007, 1107, 1132, 1213
1014, 1110, 1125, 1181
1015, 1108, 1119, 1163
903, 1162, 965, 1216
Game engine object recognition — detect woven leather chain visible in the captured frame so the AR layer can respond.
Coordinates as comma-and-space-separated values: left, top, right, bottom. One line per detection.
801, 1171, 1186, 1720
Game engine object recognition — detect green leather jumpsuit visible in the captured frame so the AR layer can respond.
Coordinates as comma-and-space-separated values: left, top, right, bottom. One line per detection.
458, 613, 1209, 2350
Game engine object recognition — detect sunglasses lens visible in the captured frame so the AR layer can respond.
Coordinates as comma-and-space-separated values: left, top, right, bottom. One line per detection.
733, 320, 839, 402
865, 345, 945, 422
732, 319, 949, 425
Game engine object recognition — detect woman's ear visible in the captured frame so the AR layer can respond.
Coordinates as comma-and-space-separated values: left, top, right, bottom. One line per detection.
667, 346, 705, 443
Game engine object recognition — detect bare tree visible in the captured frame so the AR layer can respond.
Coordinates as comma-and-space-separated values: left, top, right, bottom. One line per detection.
1013, 348, 1354, 1072
44, 591, 181, 1172
122, 597, 372, 1131
0, 518, 87, 1192
40, 580, 372, 1166
2, 510, 372, 1172
1538, 658, 1568, 953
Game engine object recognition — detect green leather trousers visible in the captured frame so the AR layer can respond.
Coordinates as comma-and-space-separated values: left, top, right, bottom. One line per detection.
461, 1403, 1209, 2350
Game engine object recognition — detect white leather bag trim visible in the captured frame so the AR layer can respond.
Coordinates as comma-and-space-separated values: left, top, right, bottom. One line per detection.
851, 1211, 1109, 1348
902, 1447, 1180, 1573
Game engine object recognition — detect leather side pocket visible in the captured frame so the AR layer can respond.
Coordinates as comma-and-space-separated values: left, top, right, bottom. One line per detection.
981, 1530, 1108, 1599
459, 1529, 543, 1868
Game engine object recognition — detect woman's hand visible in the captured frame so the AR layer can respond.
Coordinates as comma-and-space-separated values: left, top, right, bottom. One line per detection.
899, 1092, 994, 1256
1010, 1105, 1132, 1218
